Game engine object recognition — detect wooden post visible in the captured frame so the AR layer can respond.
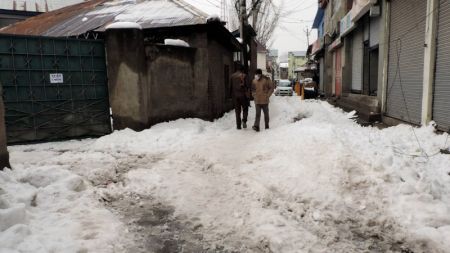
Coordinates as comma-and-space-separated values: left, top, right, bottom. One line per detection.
301, 85, 305, 100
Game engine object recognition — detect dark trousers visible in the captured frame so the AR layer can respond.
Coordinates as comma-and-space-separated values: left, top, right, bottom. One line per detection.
234, 96, 248, 127
254, 104, 269, 128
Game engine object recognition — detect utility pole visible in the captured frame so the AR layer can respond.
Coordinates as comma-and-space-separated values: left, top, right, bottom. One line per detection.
304, 26, 311, 60
304, 26, 310, 49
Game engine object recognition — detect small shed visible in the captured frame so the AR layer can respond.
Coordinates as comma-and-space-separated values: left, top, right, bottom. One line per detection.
1, 0, 241, 130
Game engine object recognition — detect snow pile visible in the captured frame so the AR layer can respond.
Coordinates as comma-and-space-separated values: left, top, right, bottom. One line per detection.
164, 39, 190, 47
206, 14, 221, 22
0, 165, 126, 252
105, 21, 142, 30
4, 97, 450, 252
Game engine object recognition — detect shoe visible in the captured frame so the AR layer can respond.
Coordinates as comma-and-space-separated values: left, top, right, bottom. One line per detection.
243, 122, 247, 129
237, 125, 242, 130
252, 126, 260, 132
265, 125, 269, 129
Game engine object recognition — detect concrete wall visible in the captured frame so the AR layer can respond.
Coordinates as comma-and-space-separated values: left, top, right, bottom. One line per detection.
288, 55, 307, 80
105, 28, 149, 131
0, 85, 10, 170
145, 44, 210, 123
106, 26, 235, 130
280, 67, 289, 80
207, 37, 234, 119
324, 49, 334, 96
322, 0, 349, 97
257, 52, 267, 74
342, 36, 353, 94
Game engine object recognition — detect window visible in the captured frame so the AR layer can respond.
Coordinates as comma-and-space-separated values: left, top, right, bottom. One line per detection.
233, 52, 241, 62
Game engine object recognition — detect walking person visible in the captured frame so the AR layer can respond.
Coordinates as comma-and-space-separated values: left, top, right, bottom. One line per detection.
230, 64, 249, 129
252, 69, 274, 132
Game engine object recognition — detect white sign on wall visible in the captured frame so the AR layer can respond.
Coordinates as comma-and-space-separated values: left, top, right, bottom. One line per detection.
49, 73, 64, 84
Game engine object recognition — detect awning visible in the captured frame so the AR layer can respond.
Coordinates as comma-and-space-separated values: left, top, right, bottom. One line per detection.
328, 37, 342, 52
311, 38, 324, 56
340, 11, 356, 37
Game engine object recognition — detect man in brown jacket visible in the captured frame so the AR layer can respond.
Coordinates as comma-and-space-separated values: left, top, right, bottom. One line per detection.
230, 64, 249, 129
251, 69, 274, 132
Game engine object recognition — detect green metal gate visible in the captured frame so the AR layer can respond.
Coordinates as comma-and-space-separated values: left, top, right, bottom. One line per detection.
0, 34, 111, 144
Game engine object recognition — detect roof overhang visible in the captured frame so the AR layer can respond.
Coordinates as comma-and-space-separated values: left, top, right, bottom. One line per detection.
328, 37, 343, 52
311, 37, 324, 56
351, 0, 377, 23
340, 11, 356, 38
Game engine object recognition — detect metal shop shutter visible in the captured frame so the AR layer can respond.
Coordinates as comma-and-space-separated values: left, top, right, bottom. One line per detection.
320, 58, 324, 92
433, 0, 450, 131
352, 27, 364, 92
370, 17, 381, 48
0, 35, 112, 144
386, 0, 426, 124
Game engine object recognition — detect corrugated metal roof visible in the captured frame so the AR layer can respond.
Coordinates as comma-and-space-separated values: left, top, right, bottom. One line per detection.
289, 51, 307, 57
1, 0, 209, 36
0, 0, 86, 12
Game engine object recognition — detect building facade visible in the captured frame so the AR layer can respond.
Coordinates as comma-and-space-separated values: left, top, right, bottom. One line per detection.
256, 40, 269, 75
267, 49, 279, 80
288, 51, 307, 80
310, 0, 450, 130
279, 62, 289, 80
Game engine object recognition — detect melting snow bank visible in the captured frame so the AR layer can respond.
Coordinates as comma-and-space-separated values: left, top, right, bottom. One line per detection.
164, 39, 190, 47
0, 166, 126, 252
105, 21, 142, 30
4, 97, 450, 252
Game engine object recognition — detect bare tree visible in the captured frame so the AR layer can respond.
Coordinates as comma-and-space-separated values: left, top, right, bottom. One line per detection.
231, 0, 282, 48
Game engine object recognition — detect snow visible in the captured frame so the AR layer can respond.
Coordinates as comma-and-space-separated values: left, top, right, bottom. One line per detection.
0, 166, 126, 252
164, 39, 190, 47
105, 21, 142, 30
86, 0, 208, 29
2, 97, 450, 252
207, 14, 221, 22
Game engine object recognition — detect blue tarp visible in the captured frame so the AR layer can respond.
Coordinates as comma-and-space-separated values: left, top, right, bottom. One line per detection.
312, 8, 324, 29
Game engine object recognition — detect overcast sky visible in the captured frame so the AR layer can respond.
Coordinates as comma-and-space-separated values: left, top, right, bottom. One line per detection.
184, 0, 318, 60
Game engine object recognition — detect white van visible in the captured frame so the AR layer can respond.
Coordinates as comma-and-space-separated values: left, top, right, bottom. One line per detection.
274, 79, 293, 96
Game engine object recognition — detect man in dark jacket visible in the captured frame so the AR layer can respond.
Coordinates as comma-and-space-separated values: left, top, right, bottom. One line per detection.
230, 64, 249, 129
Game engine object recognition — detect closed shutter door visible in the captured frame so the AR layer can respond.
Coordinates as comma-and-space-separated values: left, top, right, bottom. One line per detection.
433, 0, 450, 131
320, 58, 324, 92
386, 0, 426, 124
352, 28, 363, 92
370, 17, 381, 48
335, 48, 342, 96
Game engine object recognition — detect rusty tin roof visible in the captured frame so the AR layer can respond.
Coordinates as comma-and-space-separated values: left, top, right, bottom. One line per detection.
0, 0, 87, 12
0, 0, 209, 36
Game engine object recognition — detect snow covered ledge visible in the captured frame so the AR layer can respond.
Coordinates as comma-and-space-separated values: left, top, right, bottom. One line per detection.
105, 22, 142, 30
164, 39, 190, 47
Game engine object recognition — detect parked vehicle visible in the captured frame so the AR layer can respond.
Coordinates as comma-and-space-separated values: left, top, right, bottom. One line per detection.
275, 79, 293, 96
